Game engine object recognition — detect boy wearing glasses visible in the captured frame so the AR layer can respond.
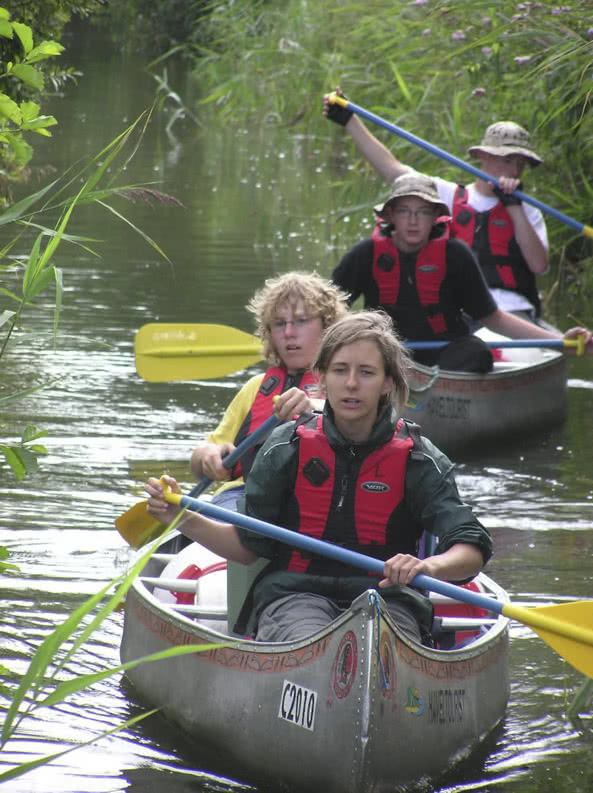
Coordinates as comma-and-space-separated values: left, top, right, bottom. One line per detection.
324, 91, 547, 321
188, 271, 348, 510
332, 173, 592, 372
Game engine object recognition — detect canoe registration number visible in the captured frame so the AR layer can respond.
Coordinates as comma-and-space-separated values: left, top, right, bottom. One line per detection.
278, 680, 317, 731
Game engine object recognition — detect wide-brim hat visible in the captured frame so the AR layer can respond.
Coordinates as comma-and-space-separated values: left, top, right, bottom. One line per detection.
374, 172, 449, 218
468, 121, 543, 167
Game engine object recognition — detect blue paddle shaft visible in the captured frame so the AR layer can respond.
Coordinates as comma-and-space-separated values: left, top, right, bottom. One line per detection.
189, 413, 281, 500
177, 492, 504, 617
345, 99, 585, 235
406, 339, 564, 350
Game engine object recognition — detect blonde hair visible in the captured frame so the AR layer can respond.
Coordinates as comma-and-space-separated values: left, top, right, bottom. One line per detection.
247, 271, 349, 365
313, 310, 410, 413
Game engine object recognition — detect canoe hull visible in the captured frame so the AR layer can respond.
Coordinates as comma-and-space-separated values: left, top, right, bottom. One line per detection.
121, 547, 510, 792
402, 351, 567, 453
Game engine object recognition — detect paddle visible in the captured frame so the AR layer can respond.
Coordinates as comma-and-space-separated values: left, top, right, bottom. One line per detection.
328, 93, 593, 241
115, 412, 282, 548
135, 322, 262, 382
160, 483, 593, 679
135, 322, 584, 382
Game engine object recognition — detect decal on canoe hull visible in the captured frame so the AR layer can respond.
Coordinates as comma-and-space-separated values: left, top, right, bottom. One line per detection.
278, 680, 317, 731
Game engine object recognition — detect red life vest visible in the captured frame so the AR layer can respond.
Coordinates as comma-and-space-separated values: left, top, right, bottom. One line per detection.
287, 415, 414, 573
451, 186, 540, 312
231, 366, 319, 479
371, 222, 449, 335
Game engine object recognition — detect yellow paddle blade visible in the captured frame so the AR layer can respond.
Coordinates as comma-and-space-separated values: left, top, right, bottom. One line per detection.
503, 601, 593, 679
135, 323, 263, 382
115, 499, 166, 549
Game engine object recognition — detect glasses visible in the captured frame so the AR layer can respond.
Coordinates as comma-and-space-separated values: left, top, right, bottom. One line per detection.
393, 207, 436, 220
501, 154, 528, 168
271, 316, 317, 332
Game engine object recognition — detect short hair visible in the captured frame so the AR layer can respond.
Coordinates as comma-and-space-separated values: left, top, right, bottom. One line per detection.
247, 271, 349, 365
313, 310, 410, 413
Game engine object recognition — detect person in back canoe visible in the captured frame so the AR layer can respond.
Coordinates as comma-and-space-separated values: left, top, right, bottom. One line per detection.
147, 310, 493, 645
184, 271, 348, 512
331, 172, 593, 372
324, 90, 548, 322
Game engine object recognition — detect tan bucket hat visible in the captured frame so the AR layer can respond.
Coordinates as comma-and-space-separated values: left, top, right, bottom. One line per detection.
374, 172, 449, 218
468, 121, 543, 167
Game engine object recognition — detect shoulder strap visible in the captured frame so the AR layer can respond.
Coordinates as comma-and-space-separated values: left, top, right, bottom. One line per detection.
400, 419, 424, 461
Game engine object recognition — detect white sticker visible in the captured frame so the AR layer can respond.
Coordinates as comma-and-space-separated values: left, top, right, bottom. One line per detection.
278, 680, 317, 731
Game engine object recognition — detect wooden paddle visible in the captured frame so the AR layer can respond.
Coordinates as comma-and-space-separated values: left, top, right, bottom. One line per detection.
160, 483, 593, 680
115, 412, 282, 548
329, 93, 593, 240
135, 322, 584, 382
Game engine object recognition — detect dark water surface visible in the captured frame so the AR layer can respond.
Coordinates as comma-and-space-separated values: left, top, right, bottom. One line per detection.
1, 24, 592, 793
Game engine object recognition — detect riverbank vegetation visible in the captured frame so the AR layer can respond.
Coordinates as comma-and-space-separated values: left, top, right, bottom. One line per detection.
0, 2, 104, 194
136, 0, 593, 311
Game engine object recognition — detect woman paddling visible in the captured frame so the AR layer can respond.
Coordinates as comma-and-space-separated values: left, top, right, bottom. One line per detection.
147, 310, 492, 645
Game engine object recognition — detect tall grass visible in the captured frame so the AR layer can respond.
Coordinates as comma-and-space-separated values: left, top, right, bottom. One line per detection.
0, 538, 226, 783
171, 0, 593, 308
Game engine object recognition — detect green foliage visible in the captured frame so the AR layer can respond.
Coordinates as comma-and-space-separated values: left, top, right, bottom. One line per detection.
103, 0, 209, 55
0, 1, 105, 42
0, 107, 181, 482
0, 424, 48, 481
164, 0, 593, 306
0, 7, 63, 194
0, 540, 227, 783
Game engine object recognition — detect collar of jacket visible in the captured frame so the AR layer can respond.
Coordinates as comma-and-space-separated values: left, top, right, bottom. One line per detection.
319, 402, 400, 454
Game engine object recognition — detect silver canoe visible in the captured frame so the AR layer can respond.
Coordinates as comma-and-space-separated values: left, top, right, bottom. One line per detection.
402, 344, 567, 454
121, 536, 510, 792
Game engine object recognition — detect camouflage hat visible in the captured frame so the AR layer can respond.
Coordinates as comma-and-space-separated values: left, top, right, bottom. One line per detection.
374, 172, 449, 218
468, 121, 542, 167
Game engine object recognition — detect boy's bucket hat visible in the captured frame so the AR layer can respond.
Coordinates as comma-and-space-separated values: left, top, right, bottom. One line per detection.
468, 121, 542, 167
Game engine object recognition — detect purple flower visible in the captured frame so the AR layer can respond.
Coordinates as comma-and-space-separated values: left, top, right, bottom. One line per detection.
422, 27, 431, 37
514, 55, 532, 65
481, 46, 493, 55
409, 0, 428, 5
481, 16, 492, 26
587, 28, 593, 40
511, 13, 527, 22
451, 30, 466, 41
472, 88, 487, 97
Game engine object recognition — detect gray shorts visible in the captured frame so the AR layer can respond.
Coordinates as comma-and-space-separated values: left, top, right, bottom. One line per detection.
256, 592, 422, 643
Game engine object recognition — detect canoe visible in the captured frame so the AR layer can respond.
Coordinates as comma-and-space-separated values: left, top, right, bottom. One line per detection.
121, 535, 510, 792
402, 337, 567, 454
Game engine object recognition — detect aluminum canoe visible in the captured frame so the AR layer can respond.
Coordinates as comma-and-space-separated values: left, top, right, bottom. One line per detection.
121, 535, 510, 792
402, 342, 567, 454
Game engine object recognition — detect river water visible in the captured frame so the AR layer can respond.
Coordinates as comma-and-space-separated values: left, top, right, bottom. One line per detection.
0, 22, 592, 793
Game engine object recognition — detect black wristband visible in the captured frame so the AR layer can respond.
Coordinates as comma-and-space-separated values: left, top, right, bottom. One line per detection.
326, 98, 353, 127
492, 183, 522, 206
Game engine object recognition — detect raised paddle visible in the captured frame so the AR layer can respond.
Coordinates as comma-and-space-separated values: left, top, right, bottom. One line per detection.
115, 411, 282, 548
160, 483, 593, 680
134, 322, 584, 382
328, 93, 593, 241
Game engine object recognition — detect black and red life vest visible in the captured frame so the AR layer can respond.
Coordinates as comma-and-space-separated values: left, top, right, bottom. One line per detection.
371, 222, 449, 336
451, 186, 540, 313
231, 366, 319, 480
286, 415, 416, 573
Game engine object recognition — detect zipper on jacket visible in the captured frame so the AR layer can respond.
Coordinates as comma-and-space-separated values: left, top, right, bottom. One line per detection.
336, 447, 356, 512
336, 474, 348, 512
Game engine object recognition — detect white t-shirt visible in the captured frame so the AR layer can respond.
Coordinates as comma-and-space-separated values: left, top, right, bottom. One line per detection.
433, 176, 548, 313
